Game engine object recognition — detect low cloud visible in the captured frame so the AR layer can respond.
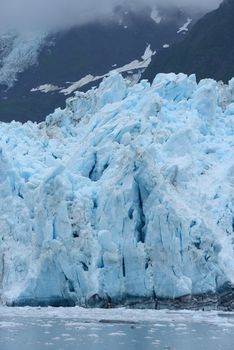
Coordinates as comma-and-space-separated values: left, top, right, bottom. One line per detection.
0, 0, 222, 33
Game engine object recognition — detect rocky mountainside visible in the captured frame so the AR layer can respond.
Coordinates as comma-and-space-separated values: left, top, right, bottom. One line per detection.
0, 7, 201, 122
143, 0, 234, 84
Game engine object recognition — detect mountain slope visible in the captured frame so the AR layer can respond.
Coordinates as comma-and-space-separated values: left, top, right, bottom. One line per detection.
143, 0, 234, 83
0, 8, 200, 123
0, 72, 234, 308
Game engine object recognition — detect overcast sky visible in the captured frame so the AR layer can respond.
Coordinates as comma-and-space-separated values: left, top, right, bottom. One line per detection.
0, 0, 222, 33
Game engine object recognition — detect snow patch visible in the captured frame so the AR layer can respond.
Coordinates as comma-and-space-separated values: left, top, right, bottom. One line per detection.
177, 18, 192, 34
31, 84, 61, 93
150, 9, 162, 24
60, 45, 155, 96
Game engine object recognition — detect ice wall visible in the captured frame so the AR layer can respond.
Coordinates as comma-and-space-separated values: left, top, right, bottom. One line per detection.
0, 72, 234, 307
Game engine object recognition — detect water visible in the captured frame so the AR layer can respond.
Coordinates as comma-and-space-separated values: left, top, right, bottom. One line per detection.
0, 308, 234, 350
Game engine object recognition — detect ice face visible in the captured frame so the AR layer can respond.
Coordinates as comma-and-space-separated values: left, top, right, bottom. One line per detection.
0, 71, 233, 307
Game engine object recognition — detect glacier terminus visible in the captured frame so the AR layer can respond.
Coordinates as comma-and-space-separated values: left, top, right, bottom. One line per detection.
0, 72, 234, 309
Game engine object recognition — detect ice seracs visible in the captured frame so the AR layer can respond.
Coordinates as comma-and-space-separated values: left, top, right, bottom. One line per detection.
0, 72, 234, 308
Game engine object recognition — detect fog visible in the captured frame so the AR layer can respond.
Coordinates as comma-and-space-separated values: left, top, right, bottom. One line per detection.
0, 0, 222, 33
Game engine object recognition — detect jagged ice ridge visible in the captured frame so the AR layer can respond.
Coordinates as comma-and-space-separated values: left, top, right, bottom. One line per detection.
0, 72, 234, 307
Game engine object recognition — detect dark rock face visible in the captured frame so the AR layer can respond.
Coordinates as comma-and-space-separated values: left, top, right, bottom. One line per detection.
8, 297, 76, 307
143, 0, 234, 84
9, 284, 234, 310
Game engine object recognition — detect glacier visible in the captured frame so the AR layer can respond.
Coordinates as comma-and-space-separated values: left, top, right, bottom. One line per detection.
0, 71, 234, 309
0, 31, 48, 88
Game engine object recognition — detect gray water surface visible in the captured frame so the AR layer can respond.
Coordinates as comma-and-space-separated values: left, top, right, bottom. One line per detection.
0, 308, 234, 350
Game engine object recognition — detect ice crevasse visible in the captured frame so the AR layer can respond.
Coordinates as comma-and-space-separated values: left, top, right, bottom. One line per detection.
0, 71, 234, 308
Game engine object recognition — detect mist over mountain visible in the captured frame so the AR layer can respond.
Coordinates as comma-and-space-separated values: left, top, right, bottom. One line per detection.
0, 0, 221, 33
